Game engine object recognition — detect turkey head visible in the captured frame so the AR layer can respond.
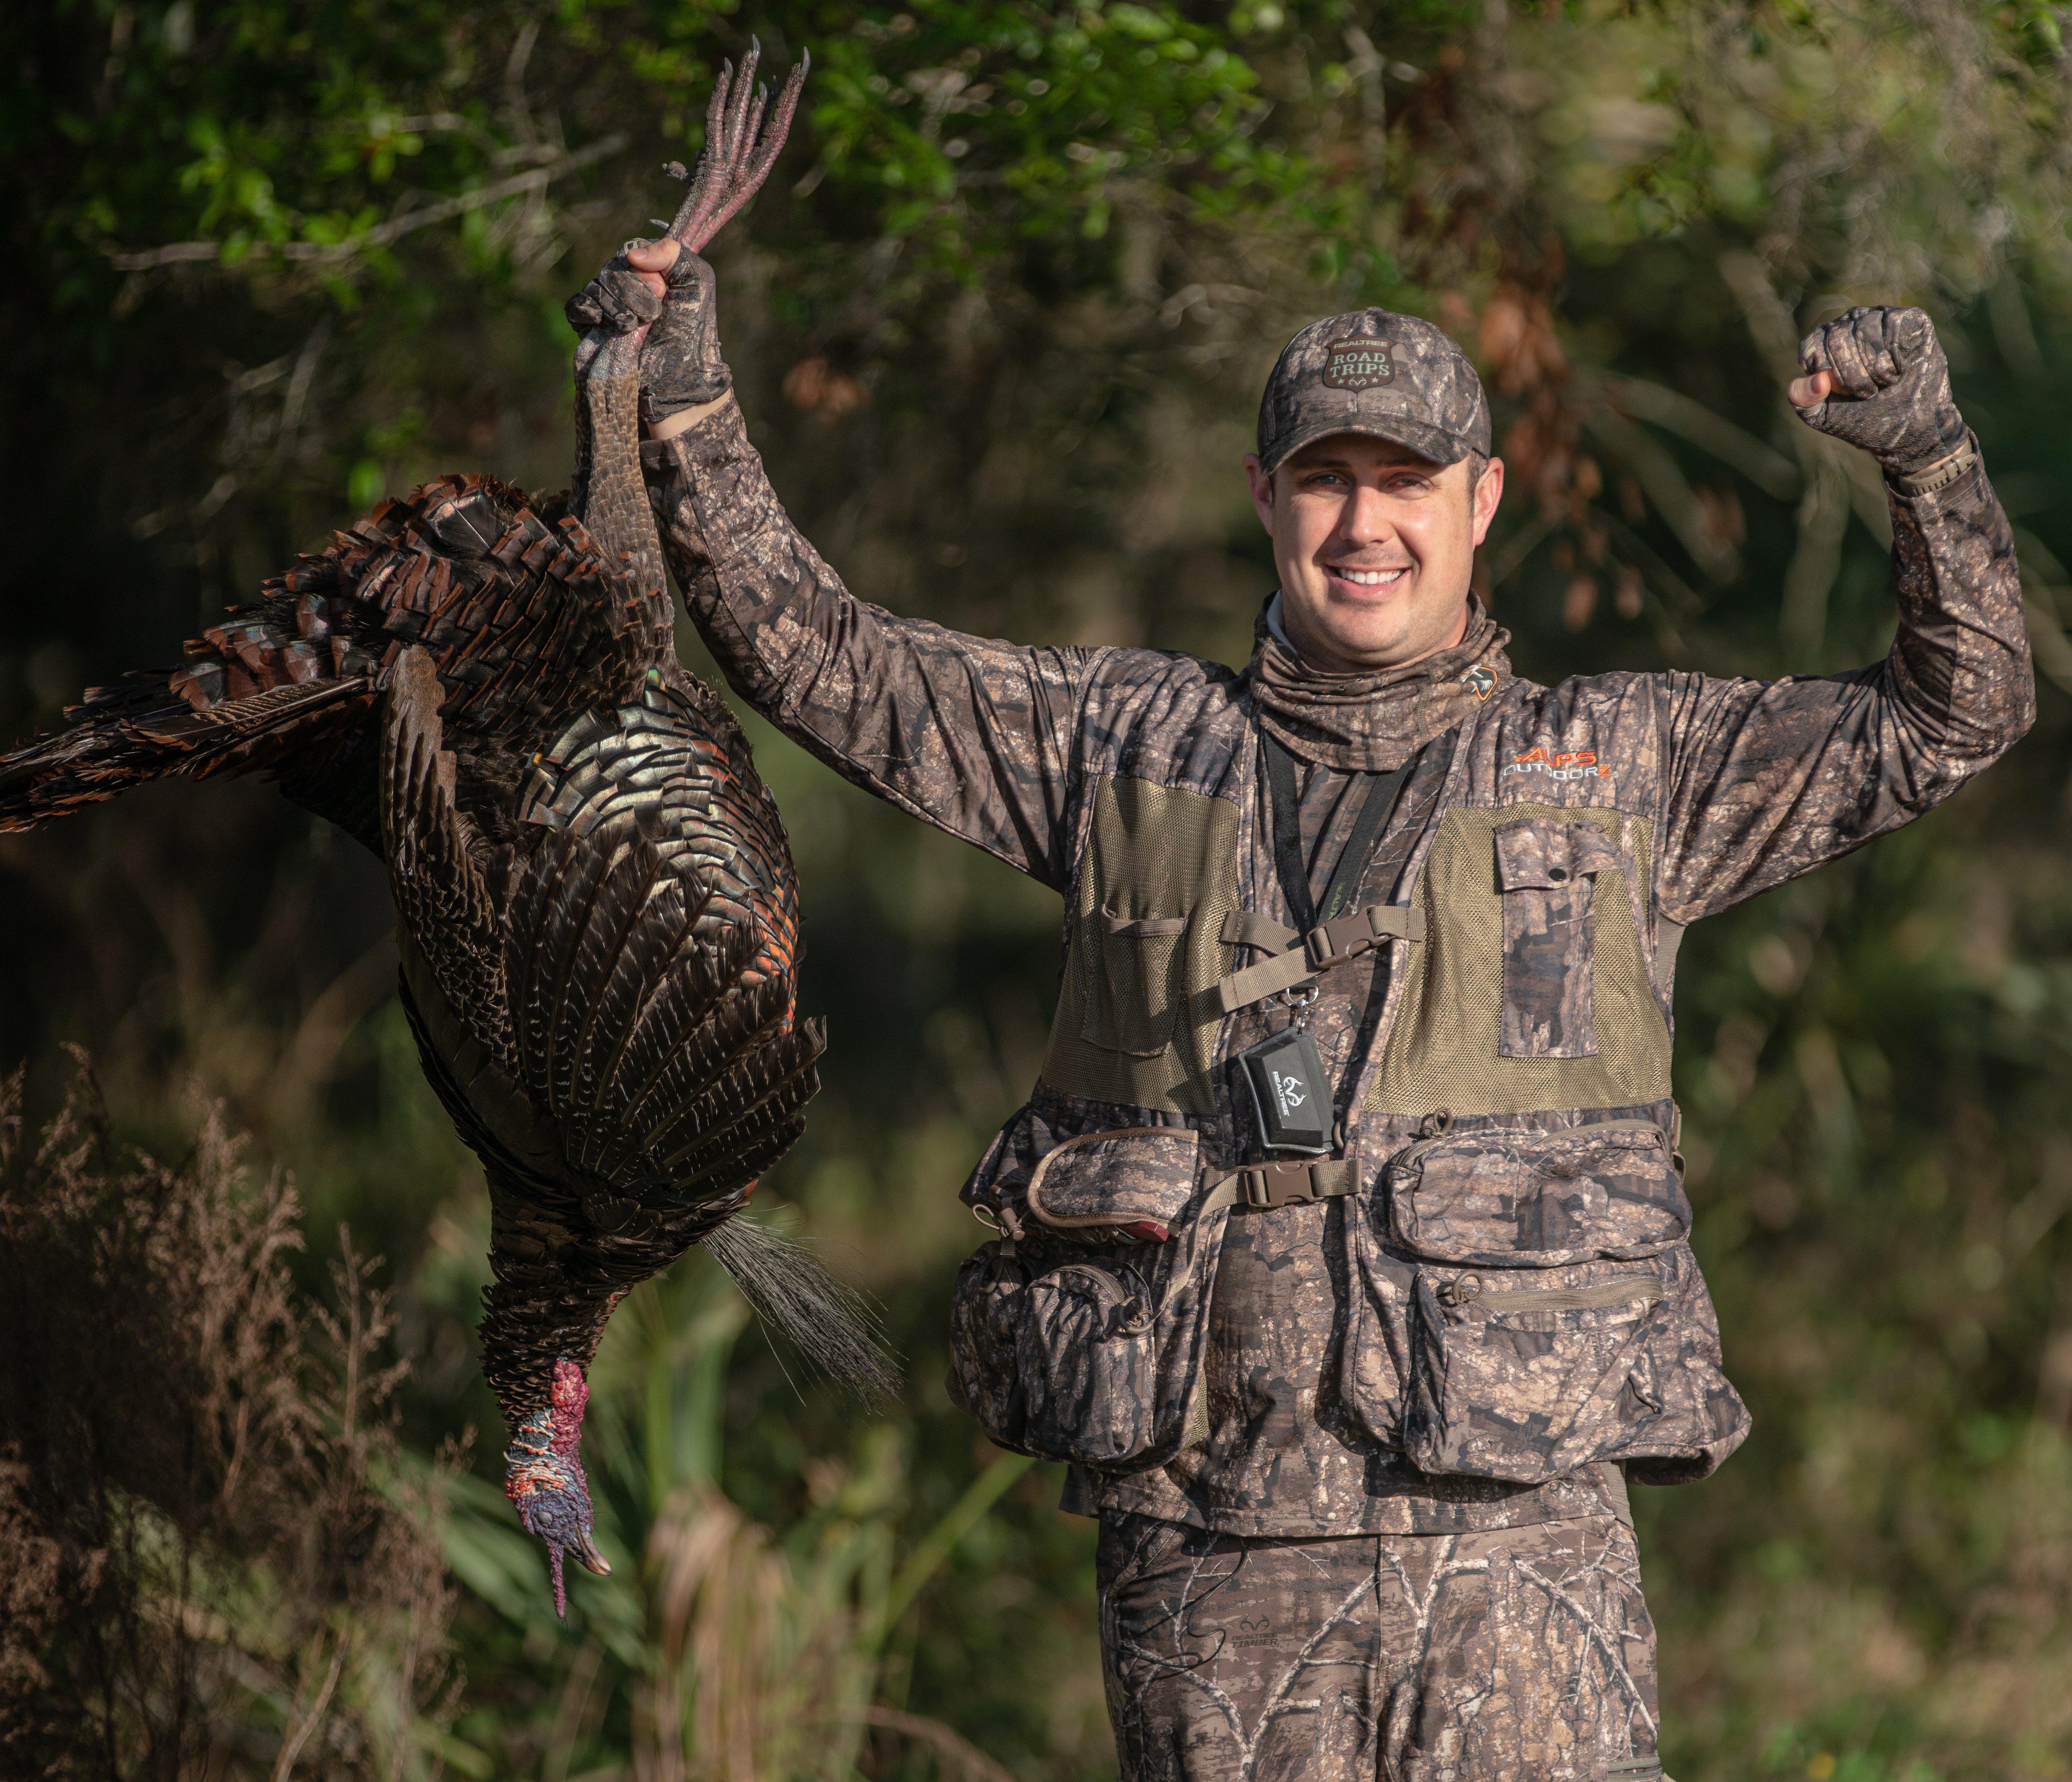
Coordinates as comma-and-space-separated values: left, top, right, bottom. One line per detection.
506, 1359, 611, 1617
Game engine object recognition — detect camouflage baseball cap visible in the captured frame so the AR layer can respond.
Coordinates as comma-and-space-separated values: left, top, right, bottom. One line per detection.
1257, 309, 1490, 476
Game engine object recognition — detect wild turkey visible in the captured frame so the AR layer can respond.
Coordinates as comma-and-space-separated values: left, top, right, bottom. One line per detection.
0, 47, 887, 1616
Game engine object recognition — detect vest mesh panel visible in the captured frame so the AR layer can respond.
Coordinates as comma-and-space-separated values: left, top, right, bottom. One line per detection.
1041, 775, 1238, 1114
1366, 803, 1671, 1117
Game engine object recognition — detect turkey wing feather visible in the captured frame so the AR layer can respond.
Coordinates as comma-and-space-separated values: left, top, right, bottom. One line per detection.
0, 475, 675, 844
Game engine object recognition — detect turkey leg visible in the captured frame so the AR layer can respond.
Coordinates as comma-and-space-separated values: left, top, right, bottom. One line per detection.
569, 42, 807, 597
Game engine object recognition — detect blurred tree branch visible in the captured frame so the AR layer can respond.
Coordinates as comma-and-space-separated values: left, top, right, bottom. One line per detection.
105, 133, 627, 272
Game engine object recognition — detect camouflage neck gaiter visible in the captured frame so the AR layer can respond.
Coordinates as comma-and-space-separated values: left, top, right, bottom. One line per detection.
1246, 593, 1512, 770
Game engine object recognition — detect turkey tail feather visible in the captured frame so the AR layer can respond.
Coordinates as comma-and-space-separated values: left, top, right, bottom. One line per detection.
0, 671, 369, 832
702, 1214, 897, 1407
0, 683, 171, 828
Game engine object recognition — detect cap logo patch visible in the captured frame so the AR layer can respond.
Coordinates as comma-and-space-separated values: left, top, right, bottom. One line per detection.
1321, 340, 1395, 391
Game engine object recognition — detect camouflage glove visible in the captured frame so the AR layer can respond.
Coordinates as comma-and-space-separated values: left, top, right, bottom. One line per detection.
564, 255, 661, 336
563, 245, 731, 425
637, 248, 731, 426
1791, 305, 1969, 480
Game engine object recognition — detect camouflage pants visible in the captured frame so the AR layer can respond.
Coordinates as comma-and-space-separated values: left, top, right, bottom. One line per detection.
1096, 1513, 1663, 1782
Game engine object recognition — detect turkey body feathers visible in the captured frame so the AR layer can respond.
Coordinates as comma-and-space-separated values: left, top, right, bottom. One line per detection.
0, 479, 881, 1424
377, 643, 844, 1414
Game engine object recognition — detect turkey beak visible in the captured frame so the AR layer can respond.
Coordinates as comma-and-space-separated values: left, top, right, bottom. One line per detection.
571, 1529, 612, 1577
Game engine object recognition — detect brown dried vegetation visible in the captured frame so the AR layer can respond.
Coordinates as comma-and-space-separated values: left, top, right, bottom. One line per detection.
0, 1057, 458, 1781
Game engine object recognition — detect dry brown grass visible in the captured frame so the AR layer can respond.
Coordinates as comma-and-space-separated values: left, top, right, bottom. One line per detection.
0, 1054, 459, 1780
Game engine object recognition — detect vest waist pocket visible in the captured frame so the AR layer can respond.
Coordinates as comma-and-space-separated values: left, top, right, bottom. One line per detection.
950, 1243, 1165, 1464
1387, 1117, 1690, 1263
1405, 1254, 1672, 1483
948, 1126, 1224, 1468
1338, 1119, 1750, 1482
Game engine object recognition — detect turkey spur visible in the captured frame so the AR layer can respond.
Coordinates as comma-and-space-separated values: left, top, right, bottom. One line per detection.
0, 45, 890, 1617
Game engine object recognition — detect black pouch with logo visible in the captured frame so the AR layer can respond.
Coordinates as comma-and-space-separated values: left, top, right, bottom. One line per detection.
1235, 1026, 1333, 1154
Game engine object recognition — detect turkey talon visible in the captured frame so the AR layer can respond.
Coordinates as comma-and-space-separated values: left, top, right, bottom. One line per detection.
662, 42, 809, 253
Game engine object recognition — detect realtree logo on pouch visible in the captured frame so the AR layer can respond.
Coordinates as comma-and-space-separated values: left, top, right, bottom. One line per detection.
1321, 339, 1395, 391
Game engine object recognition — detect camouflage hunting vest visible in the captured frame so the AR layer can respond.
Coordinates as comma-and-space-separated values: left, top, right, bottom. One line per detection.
948, 649, 1750, 1490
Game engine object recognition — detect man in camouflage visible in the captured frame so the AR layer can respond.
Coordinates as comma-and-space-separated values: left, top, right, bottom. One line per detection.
571, 234, 2031, 1780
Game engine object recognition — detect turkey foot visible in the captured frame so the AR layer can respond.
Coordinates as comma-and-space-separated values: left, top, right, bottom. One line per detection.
663, 37, 810, 253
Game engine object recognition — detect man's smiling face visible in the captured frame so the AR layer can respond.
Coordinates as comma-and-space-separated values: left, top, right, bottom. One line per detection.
1244, 432, 1504, 675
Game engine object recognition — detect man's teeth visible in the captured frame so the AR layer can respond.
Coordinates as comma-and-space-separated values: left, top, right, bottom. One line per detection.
1336, 567, 1404, 586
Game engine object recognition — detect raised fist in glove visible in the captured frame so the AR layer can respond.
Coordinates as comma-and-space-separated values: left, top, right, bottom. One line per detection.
564, 252, 662, 337
1788, 305, 1967, 478
564, 237, 730, 430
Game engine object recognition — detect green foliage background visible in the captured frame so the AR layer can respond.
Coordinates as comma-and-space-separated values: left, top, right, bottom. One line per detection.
7, 0, 2072, 1775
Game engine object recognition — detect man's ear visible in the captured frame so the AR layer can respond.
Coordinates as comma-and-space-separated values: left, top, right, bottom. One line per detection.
1470, 456, 1505, 547
1244, 454, 1276, 537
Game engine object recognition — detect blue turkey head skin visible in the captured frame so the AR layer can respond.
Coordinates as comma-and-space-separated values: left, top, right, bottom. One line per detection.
505, 1357, 612, 1618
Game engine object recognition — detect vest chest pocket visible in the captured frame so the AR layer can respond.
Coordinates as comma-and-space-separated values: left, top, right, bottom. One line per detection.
1494, 818, 1621, 1059
1079, 907, 1190, 1057
1039, 775, 1237, 1115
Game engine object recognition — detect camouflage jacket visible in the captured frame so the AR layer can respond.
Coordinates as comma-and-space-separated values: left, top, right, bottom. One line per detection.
640, 408, 2032, 1537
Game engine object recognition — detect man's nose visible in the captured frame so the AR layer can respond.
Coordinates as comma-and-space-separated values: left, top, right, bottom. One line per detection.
1337, 482, 1399, 547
